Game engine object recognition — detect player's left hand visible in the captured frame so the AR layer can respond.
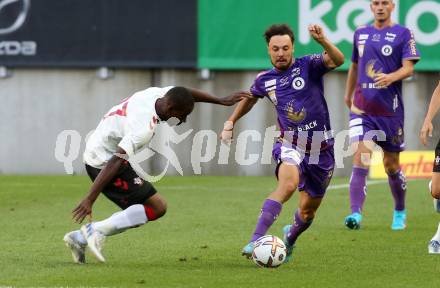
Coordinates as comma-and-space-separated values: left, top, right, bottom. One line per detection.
420, 120, 434, 147
309, 24, 326, 43
220, 91, 252, 106
374, 73, 395, 88
72, 197, 93, 223
220, 120, 234, 144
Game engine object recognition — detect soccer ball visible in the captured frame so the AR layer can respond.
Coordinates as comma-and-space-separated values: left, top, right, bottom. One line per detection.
251, 235, 287, 268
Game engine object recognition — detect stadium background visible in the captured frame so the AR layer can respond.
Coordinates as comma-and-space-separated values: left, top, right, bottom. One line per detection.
2, 2, 440, 287
0, 0, 439, 177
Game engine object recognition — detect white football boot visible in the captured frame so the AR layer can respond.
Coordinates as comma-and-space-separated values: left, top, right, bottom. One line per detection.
81, 223, 106, 262
428, 240, 440, 254
63, 231, 86, 264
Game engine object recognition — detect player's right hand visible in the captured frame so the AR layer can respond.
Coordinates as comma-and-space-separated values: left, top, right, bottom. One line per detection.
420, 120, 434, 147
72, 197, 93, 224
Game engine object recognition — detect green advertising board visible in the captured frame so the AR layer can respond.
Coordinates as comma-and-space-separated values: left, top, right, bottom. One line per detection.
198, 0, 440, 70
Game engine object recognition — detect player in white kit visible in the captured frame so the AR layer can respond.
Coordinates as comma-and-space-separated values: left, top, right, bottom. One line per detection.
420, 80, 440, 253
63, 86, 249, 263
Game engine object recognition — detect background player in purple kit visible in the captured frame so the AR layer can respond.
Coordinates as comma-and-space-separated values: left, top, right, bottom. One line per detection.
419, 80, 440, 253
343, 0, 420, 230
220, 23, 344, 263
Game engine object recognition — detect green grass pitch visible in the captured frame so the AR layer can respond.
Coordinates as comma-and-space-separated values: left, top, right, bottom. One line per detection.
1, 175, 439, 287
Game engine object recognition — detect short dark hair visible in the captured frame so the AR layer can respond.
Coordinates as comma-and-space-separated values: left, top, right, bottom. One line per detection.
165, 86, 194, 111
264, 24, 295, 44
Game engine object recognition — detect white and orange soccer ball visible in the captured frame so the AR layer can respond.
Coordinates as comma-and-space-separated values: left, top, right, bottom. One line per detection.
251, 235, 287, 268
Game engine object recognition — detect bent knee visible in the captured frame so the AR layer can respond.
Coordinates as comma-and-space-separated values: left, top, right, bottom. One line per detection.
154, 199, 167, 218
144, 198, 167, 220
284, 182, 297, 194
431, 179, 440, 199
157, 201, 167, 217
384, 162, 400, 175
383, 157, 400, 174
385, 167, 400, 175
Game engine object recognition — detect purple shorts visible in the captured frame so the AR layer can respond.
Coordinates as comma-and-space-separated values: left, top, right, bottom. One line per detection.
349, 113, 405, 152
272, 141, 334, 198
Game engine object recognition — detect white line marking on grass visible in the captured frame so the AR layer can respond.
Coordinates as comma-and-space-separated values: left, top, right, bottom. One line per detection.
327, 178, 426, 191
160, 179, 409, 192
327, 180, 388, 190
0, 182, 83, 188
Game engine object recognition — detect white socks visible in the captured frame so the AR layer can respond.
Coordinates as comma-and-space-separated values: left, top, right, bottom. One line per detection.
432, 222, 440, 242
69, 204, 148, 243
92, 204, 148, 236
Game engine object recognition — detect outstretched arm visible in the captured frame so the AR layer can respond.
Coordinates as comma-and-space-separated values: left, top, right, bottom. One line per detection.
72, 147, 126, 223
344, 62, 358, 109
187, 87, 252, 106
220, 96, 258, 141
420, 81, 440, 147
309, 24, 345, 69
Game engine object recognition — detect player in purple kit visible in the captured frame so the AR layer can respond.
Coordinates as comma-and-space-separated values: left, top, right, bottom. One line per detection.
221, 23, 344, 263
343, 0, 420, 230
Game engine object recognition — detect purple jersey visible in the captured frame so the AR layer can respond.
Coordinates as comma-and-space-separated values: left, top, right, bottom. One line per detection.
352, 24, 420, 116
250, 54, 333, 152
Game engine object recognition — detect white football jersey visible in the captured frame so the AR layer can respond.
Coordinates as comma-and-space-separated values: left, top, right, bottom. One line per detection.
83, 86, 174, 168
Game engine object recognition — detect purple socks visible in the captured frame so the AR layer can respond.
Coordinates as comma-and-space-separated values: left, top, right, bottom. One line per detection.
251, 199, 282, 242
388, 170, 406, 211
350, 166, 406, 213
286, 210, 313, 245
349, 166, 369, 214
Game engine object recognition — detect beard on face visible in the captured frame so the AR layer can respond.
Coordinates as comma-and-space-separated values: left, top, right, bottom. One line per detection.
272, 57, 292, 70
